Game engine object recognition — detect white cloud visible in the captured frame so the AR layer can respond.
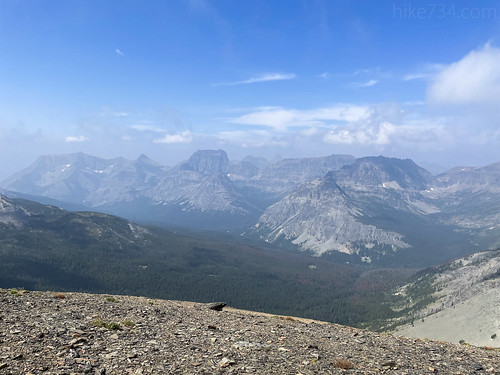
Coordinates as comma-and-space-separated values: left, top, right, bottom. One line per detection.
115, 49, 125, 56
229, 105, 370, 130
428, 44, 500, 105
355, 79, 378, 88
130, 125, 166, 133
404, 73, 429, 81
153, 130, 193, 144
213, 73, 296, 86
65, 135, 89, 143
216, 129, 288, 148
319, 72, 331, 79
323, 115, 450, 148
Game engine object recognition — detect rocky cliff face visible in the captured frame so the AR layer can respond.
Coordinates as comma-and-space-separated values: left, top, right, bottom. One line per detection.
254, 156, 500, 260
256, 173, 410, 256
234, 154, 356, 196
178, 149, 231, 175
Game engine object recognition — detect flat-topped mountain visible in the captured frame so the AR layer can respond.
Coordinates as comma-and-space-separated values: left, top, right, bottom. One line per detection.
333, 156, 434, 190
1, 289, 499, 374
179, 149, 231, 175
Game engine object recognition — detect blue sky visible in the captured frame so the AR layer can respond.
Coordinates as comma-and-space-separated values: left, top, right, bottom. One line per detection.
1, 0, 500, 177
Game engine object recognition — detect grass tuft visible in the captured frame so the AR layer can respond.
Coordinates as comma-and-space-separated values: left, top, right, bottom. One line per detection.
333, 358, 354, 369
92, 319, 122, 330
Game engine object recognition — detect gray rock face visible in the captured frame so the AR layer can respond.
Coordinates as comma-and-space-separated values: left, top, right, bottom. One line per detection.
333, 156, 434, 190
0, 153, 165, 206
256, 172, 410, 256
178, 149, 230, 175
0, 194, 30, 227
254, 156, 500, 258
237, 154, 356, 196
435, 162, 500, 188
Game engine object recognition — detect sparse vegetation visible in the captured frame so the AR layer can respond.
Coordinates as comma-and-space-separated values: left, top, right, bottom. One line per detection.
121, 319, 135, 327
333, 358, 354, 369
105, 296, 118, 302
9, 288, 29, 296
92, 319, 121, 330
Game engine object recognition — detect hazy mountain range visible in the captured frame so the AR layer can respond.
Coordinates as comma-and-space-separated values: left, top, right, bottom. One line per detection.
2, 150, 500, 267
0, 193, 404, 325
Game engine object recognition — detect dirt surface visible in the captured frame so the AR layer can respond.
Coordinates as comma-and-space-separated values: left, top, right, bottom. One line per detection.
395, 288, 500, 348
1, 288, 499, 374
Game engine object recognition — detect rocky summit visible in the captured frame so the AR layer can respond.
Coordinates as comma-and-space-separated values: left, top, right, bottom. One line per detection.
1, 289, 499, 374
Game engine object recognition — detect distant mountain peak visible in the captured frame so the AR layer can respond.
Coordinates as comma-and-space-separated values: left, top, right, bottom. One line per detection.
334, 156, 433, 190
136, 154, 159, 165
180, 149, 230, 175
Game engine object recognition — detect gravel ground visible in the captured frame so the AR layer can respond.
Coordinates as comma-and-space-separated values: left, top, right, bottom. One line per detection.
1, 288, 499, 374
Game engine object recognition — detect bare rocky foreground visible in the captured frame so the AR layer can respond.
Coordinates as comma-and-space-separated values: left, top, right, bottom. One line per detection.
1, 289, 499, 374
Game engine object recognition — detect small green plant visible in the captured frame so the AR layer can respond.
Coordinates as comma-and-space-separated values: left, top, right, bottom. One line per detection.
105, 322, 121, 330
92, 319, 121, 330
105, 296, 118, 303
9, 288, 19, 295
121, 320, 135, 327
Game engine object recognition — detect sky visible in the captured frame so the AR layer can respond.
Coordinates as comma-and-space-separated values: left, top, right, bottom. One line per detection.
1, 0, 500, 178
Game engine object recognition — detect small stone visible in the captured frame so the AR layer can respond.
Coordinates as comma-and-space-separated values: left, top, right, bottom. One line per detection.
0, 363, 8, 369
278, 347, 289, 352
382, 360, 397, 367
219, 357, 235, 367
68, 337, 86, 348
127, 353, 138, 359
208, 302, 226, 311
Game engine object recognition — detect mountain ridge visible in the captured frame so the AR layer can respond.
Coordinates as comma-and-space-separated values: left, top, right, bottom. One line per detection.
2, 150, 500, 265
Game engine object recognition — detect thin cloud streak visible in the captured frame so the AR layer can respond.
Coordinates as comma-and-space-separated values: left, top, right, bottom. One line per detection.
228, 105, 370, 130
354, 79, 378, 88
115, 49, 125, 56
154, 130, 193, 144
213, 73, 296, 86
65, 135, 89, 143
